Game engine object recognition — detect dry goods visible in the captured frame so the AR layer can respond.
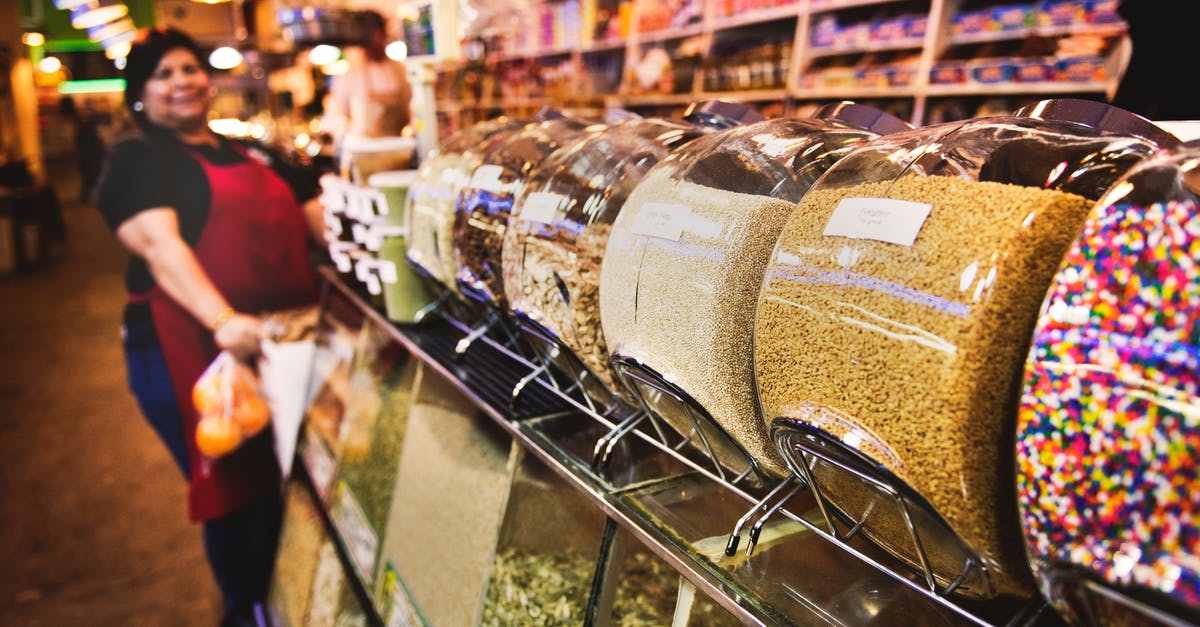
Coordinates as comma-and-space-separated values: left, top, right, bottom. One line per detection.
601, 173, 796, 477
755, 176, 1094, 595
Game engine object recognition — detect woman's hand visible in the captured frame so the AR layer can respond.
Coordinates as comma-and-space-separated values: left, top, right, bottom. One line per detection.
213, 313, 263, 360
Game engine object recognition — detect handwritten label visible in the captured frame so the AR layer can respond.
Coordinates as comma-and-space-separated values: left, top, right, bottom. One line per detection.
823, 197, 932, 247
333, 481, 379, 586
468, 164, 505, 193
630, 202, 692, 241
519, 191, 564, 224
383, 563, 426, 627
302, 437, 336, 502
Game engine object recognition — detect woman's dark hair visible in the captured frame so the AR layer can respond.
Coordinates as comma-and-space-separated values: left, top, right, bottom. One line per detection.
123, 27, 206, 124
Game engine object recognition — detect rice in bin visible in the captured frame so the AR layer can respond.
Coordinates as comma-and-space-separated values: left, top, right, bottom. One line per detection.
600, 107, 909, 480
1017, 143, 1200, 620
754, 105, 1172, 597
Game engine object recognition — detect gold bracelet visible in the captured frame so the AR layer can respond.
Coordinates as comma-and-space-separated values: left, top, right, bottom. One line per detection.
210, 306, 236, 333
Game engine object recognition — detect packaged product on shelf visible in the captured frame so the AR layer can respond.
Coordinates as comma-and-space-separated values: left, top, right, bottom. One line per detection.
375, 369, 511, 626
406, 117, 528, 292
1016, 141, 1200, 623
453, 113, 600, 308
269, 479, 327, 627
754, 99, 1177, 598
340, 136, 417, 185
502, 109, 731, 408
599, 102, 910, 482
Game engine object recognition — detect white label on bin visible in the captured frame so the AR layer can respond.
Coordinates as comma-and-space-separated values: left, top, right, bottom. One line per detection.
519, 191, 564, 224
378, 260, 398, 284
469, 164, 505, 193
630, 202, 692, 241
334, 481, 379, 585
823, 197, 931, 247
303, 438, 336, 502
352, 223, 369, 245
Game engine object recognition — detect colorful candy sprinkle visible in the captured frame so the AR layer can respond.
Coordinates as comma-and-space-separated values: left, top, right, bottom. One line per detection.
1017, 196, 1200, 610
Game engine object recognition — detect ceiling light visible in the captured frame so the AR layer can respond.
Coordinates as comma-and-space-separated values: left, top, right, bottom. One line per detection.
308, 44, 341, 67
105, 40, 133, 59
70, 2, 130, 30
114, 56, 127, 70
385, 40, 407, 62
22, 32, 46, 47
209, 46, 244, 70
52, 0, 91, 8
86, 16, 133, 42
321, 59, 350, 76
39, 56, 63, 74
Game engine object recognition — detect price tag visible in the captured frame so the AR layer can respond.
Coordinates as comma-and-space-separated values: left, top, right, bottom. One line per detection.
352, 223, 370, 245
355, 258, 373, 281
519, 191, 564, 224
823, 197, 932, 247
630, 202, 693, 241
468, 164, 505, 193
382, 563, 425, 627
333, 481, 379, 585
378, 260, 399, 284
303, 437, 336, 502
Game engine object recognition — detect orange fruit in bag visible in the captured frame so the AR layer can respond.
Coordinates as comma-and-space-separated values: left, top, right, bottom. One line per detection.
234, 395, 271, 436
193, 367, 256, 414
196, 414, 243, 458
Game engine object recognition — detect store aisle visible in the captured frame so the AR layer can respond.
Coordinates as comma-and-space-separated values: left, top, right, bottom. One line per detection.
0, 177, 221, 625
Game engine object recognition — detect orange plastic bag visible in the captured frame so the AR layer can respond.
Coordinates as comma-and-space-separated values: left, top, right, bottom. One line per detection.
192, 351, 271, 458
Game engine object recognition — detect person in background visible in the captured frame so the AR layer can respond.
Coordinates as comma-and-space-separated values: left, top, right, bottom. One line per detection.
93, 28, 324, 626
59, 96, 105, 203
323, 9, 413, 142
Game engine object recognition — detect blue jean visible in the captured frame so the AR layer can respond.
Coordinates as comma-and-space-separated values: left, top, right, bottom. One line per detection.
122, 317, 282, 623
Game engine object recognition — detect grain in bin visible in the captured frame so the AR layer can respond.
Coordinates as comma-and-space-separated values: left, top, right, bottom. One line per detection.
501, 101, 760, 410
452, 112, 602, 309
1016, 140, 1200, 623
755, 99, 1177, 598
406, 118, 528, 293
599, 102, 909, 483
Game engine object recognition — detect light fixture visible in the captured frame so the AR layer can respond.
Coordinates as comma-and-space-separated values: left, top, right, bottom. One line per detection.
209, 46, 244, 70
113, 56, 127, 70
22, 32, 46, 47
52, 0, 91, 9
308, 44, 341, 67
58, 78, 126, 95
321, 59, 350, 76
385, 40, 407, 62
38, 56, 63, 74
105, 40, 133, 59
86, 17, 133, 42
70, 1, 130, 30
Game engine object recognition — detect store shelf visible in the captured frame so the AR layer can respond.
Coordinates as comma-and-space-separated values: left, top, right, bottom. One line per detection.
582, 38, 627, 53
622, 93, 697, 106
792, 85, 917, 99
809, 0, 905, 13
694, 88, 789, 103
637, 23, 705, 44
808, 37, 927, 58
924, 81, 1110, 97
712, 4, 802, 30
315, 268, 1054, 627
947, 21, 1126, 46
496, 45, 577, 62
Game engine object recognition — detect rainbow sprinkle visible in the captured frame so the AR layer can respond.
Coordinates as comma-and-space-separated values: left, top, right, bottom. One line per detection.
1017, 197, 1200, 610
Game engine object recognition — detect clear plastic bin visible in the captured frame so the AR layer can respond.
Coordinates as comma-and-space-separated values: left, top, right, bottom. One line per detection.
407, 118, 528, 291
453, 113, 601, 308
755, 99, 1177, 598
599, 103, 909, 483
1016, 140, 1200, 623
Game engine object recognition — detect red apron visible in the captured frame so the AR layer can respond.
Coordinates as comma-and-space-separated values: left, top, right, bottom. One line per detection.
144, 144, 318, 522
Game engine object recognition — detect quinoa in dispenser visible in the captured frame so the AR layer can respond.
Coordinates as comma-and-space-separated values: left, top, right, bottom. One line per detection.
1016, 140, 1200, 624
599, 102, 908, 483
452, 113, 603, 309
501, 101, 761, 410
755, 99, 1177, 598
406, 118, 528, 294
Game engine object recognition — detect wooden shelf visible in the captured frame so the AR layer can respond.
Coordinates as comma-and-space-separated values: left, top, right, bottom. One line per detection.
809, 0, 905, 13
948, 21, 1126, 45
581, 38, 627, 53
925, 81, 1110, 97
808, 37, 927, 58
622, 93, 696, 106
712, 4, 802, 30
695, 88, 789, 103
636, 23, 705, 44
793, 85, 918, 99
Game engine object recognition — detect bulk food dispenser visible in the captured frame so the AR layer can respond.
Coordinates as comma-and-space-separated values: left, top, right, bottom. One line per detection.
501, 101, 762, 410
598, 103, 909, 484
1016, 140, 1200, 624
754, 99, 1176, 599
406, 118, 528, 295
452, 113, 602, 309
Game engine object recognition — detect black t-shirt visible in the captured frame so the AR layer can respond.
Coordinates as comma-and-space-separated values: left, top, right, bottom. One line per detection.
94, 126, 320, 294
